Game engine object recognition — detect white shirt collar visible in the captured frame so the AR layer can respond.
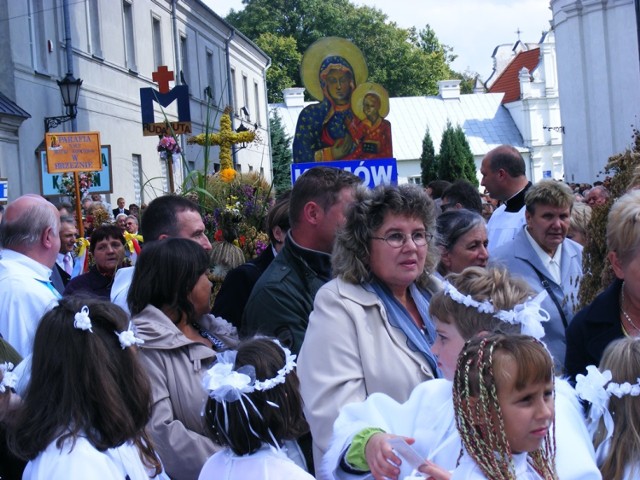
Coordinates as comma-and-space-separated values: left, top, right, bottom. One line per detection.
524, 228, 562, 283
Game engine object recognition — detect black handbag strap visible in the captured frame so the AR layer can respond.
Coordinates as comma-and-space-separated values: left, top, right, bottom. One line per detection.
530, 265, 569, 330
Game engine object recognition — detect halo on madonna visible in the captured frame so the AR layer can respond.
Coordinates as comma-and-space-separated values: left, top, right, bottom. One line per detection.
351, 82, 390, 120
300, 37, 368, 101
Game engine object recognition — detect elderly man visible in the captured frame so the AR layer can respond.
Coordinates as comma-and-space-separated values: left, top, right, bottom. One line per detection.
243, 167, 360, 355
490, 180, 583, 370
585, 185, 610, 207
0, 195, 61, 356
480, 145, 531, 253
51, 215, 78, 294
115, 213, 128, 233
125, 215, 139, 235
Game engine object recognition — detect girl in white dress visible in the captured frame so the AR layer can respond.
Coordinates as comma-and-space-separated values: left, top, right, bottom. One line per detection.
451, 333, 556, 480
7, 296, 162, 480
199, 337, 314, 480
575, 337, 640, 480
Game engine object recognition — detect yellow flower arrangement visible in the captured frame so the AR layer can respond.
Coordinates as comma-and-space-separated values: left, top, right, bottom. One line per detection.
187, 107, 255, 183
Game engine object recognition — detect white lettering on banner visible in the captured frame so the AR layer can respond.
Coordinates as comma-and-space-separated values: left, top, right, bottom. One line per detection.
371, 165, 393, 184
353, 164, 371, 185
292, 161, 396, 188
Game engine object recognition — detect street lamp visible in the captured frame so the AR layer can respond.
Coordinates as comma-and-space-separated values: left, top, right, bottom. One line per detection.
235, 123, 250, 149
44, 73, 83, 132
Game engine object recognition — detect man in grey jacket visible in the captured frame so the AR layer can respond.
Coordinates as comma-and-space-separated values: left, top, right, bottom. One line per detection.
490, 180, 583, 371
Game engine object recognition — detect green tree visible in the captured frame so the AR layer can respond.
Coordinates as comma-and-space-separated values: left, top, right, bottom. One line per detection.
454, 125, 478, 186
269, 111, 293, 194
255, 34, 301, 103
420, 128, 438, 186
226, 0, 459, 102
415, 24, 456, 64
436, 121, 478, 186
451, 69, 481, 95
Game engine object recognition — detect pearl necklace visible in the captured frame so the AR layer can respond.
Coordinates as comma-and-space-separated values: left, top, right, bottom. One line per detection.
621, 284, 640, 333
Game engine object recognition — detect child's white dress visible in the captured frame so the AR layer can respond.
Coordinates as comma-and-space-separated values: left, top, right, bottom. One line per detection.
451, 451, 544, 479
23, 436, 152, 480
321, 378, 601, 480
198, 444, 315, 480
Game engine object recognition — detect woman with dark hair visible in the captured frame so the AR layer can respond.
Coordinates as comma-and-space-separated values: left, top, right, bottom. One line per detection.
63, 224, 125, 299
128, 238, 238, 480
297, 183, 441, 467
435, 209, 489, 278
199, 337, 312, 479
7, 296, 162, 479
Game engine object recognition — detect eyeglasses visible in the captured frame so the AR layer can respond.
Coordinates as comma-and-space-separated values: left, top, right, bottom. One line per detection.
371, 231, 433, 248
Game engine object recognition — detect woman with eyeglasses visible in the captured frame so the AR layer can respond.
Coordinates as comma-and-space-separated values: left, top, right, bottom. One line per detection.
297, 184, 441, 469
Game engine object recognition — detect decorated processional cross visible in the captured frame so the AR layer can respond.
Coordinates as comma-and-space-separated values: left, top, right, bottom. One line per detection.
188, 106, 256, 182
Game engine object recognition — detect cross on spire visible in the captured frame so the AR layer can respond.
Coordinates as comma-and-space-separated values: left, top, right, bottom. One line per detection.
152, 66, 175, 94
515, 27, 522, 41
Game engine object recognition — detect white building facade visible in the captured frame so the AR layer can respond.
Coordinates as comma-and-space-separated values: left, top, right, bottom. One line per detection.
0, 0, 271, 204
551, 0, 640, 183
504, 31, 565, 181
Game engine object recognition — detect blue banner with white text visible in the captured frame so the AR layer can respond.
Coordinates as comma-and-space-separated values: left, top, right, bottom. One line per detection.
291, 158, 397, 188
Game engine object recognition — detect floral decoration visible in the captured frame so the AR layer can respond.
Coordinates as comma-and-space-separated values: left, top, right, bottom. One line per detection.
73, 305, 93, 332
575, 365, 612, 411
202, 174, 273, 262
442, 280, 549, 339
57, 172, 97, 200
187, 107, 256, 183
115, 322, 145, 349
202, 341, 296, 402
202, 350, 255, 402
157, 135, 182, 159
0, 362, 17, 394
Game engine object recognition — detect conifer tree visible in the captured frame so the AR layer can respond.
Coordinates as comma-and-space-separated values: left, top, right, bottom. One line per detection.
269, 111, 293, 194
420, 128, 438, 186
455, 124, 479, 187
437, 121, 478, 186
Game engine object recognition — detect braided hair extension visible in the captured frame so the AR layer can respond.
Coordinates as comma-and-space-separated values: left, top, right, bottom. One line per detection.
454, 336, 515, 479
453, 334, 558, 480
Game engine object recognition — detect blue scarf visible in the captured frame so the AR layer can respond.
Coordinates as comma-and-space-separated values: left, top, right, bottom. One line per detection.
365, 278, 440, 377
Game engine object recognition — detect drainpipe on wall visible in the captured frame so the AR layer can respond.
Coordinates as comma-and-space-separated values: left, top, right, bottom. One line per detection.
171, 0, 181, 84
170, 0, 185, 178
62, 0, 77, 132
262, 57, 272, 178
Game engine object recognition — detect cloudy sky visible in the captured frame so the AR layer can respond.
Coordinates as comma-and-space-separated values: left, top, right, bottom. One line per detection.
204, 0, 552, 80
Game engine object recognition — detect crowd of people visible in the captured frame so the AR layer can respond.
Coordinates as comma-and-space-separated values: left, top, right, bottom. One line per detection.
0, 147, 639, 480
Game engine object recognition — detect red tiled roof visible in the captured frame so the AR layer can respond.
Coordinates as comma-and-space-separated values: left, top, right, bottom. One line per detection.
488, 48, 540, 104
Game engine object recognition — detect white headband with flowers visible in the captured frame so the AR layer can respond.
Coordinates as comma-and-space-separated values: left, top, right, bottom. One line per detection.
575, 365, 640, 450
441, 281, 550, 339
202, 340, 297, 446
202, 340, 296, 403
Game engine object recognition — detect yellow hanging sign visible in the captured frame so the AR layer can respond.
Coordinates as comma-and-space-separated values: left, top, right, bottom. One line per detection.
45, 131, 102, 173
